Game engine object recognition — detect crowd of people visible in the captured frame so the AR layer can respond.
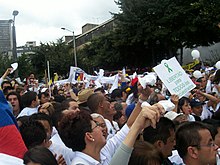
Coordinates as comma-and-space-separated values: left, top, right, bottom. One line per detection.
0, 63, 220, 165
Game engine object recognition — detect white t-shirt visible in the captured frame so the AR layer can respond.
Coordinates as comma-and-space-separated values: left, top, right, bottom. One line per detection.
17, 107, 38, 118
0, 153, 23, 165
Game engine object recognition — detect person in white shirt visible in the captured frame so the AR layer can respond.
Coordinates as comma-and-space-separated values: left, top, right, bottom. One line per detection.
17, 91, 39, 118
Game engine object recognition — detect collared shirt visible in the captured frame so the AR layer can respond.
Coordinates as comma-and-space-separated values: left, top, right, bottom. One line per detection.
104, 119, 120, 140
72, 152, 100, 165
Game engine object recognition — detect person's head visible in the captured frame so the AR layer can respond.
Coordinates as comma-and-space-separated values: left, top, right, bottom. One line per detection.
30, 113, 53, 140
177, 97, 192, 115
87, 93, 113, 118
111, 88, 122, 101
196, 77, 207, 89
190, 99, 203, 116
203, 119, 220, 147
213, 69, 220, 84
16, 85, 25, 96
23, 146, 58, 165
17, 116, 30, 127
38, 92, 50, 105
61, 98, 80, 112
3, 86, 14, 96
176, 121, 218, 165
91, 113, 108, 139
6, 91, 22, 117
128, 141, 163, 165
19, 120, 47, 149
143, 117, 176, 158
21, 91, 39, 108
58, 110, 106, 152
1, 81, 12, 90
38, 102, 55, 116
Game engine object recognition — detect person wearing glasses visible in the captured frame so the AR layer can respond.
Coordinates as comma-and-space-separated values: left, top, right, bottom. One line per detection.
58, 102, 166, 165
176, 121, 218, 165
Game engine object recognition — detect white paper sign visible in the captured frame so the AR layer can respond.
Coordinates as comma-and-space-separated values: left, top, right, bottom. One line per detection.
10, 62, 18, 74
153, 57, 196, 98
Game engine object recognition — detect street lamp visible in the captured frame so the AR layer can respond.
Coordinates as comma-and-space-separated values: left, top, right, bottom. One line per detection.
61, 27, 77, 67
12, 10, 19, 77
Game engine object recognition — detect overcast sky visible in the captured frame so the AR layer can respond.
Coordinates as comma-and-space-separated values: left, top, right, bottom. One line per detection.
1, 0, 120, 46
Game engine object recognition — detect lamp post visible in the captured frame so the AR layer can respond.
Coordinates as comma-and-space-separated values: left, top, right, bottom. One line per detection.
12, 10, 19, 77
61, 27, 77, 67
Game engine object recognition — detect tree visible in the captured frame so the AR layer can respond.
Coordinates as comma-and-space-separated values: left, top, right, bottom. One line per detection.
78, 32, 123, 72
0, 53, 13, 77
17, 53, 34, 80
114, 0, 220, 65
29, 38, 73, 80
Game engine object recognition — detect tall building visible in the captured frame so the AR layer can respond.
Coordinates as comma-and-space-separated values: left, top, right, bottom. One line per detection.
0, 20, 12, 54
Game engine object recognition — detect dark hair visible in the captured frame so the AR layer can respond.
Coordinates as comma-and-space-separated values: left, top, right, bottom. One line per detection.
111, 89, 122, 100
148, 92, 159, 105
30, 113, 53, 130
58, 110, 92, 151
87, 93, 104, 113
94, 87, 105, 94
203, 119, 220, 139
17, 116, 30, 127
21, 91, 37, 107
175, 121, 209, 159
3, 86, 14, 96
54, 95, 66, 103
143, 117, 175, 144
61, 98, 76, 110
19, 120, 46, 149
23, 146, 58, 165
177, 97, 190, 113
213, 69, 220, 84
128, 141, 163, 165
1, 81, 12, 89
38, 92, 49, 100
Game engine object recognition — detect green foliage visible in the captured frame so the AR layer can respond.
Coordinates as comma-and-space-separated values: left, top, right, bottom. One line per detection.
112, 0, 220, 65
31, 38, 73, 80
78, 32, 123, 72
0, 53, 13, 77
17, 53, 34, 80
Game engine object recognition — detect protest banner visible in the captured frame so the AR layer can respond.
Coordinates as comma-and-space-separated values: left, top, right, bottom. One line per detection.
153, 57, 196, 98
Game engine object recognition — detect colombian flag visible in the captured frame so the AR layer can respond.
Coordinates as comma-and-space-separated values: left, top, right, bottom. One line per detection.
0, 90, 27, 159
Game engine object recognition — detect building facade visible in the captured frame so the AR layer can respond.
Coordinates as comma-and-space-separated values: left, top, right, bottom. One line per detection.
0, 20, 12, 54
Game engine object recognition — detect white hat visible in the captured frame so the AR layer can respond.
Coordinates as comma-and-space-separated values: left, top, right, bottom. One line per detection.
164, 111, 181, 120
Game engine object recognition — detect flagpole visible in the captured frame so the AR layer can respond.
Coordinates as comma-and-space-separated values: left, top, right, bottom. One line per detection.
47, 61, 51, 97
